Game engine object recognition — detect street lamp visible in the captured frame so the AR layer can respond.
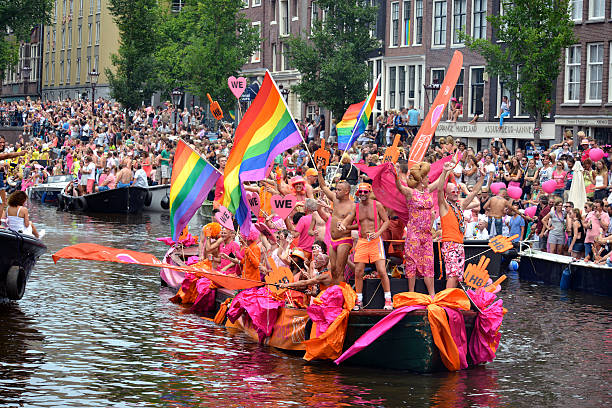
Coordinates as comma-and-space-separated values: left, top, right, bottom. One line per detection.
423, 80, 441, 106
89, 69, 99, 115
171, 87, 184, 133
279, 84, 289, 101
21, 66, 31, 97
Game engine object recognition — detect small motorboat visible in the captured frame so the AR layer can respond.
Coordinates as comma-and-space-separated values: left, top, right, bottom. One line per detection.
58, 186, 148, 214
0, 228, 47, 300
27, 175, 73, 205
143, 184, 170, 212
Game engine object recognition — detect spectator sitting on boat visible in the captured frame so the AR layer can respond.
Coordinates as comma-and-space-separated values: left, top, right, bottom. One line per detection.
132, 161, 148, 188
465, 214, 489, 240
115, 164, 133, 188
96, 167, 117, 192
1, 191, 40, 238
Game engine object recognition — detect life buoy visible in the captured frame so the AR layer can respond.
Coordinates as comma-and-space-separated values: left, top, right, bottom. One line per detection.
6, 265, 26, 300
160, 195, 170, 210
144, 191, 153, 206
74, 196, 87, 211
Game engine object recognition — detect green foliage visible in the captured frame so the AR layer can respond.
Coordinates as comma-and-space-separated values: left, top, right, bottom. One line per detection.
155, 0, 260, 110
286, 0, 379, 119
460, 0, 576, 141
106, 0, 160, 110
0, 0, 52, 76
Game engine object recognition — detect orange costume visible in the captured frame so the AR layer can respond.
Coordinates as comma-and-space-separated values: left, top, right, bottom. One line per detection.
242, 242, 261, 281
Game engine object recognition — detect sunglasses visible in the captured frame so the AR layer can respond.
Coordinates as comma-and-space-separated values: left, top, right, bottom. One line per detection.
357, 190, 370, 195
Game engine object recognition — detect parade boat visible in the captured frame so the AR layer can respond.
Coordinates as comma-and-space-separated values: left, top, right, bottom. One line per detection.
0, 228, 47, 300
518, 245, 612, 296
143, 184, 170, 213
26, 175, 73, 205
58, 186, 148, 214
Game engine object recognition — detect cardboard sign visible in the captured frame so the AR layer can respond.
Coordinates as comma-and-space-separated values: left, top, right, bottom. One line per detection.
214, 205, 235, 231
463, 256, 490, 289
265, 256, 293, 295
207, 93, 223, 120
271, 194, 296, 218
314, 139, 330, 169
383, 134, 401, 164
488, 235, 518, 253
246, 191, 261, 215
228, 76, 247, 99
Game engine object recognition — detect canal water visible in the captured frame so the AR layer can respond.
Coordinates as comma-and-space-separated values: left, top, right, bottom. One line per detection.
1, 203, 610, 407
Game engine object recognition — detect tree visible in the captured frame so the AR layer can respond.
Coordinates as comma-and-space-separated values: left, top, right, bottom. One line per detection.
106, 0, 160, 111
155, 0, 260, 111
286, 0, 379, 119
461, 0, 576, 144
0, 0, 52, 78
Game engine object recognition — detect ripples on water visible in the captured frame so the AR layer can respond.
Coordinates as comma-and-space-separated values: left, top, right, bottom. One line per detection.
0, 203, 610, 407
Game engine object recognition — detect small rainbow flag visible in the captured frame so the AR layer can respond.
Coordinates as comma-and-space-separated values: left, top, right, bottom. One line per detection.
170, 140, 221, 241
222, 70, 302, 234
336, 75, 380, 150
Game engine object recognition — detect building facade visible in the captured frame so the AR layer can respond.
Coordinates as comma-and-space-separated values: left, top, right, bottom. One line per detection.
1, 27, 43, 101
555, 0, 612, 143
41, 0, 119, 101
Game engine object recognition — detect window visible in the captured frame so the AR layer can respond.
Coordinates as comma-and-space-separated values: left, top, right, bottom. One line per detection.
469, 67, 485, 116
79, 0, 83, 17
52, 30, 56, 50
391, 2, 399, 47
399, 66, 406, 107
253, 0, 261, 5
497, 78, 512, 117
70, 0, 73, 13
280, 0, 289, 36
311, 2, 318, 31
171, 0, 184, 12
472, 0, 486, 39
66, 58, 71, 82
94, 55, 98, 71
402, 1, 411, 46
453, 0, 466, 44
376, 59, 382, 96
95, 21, 100, 44
76, 57, 81, 82
588, 0, 604, 19
251, 22, 261, 62
433, 0, 447, 46
60, 60, 64, 83
272, 44, 277, 71
453, 68, 464, 101
389, 66, 396, 109
570, 0, 582, 20
78, 25, 82, 46
51, 61, 55, 84
414, 0, 423, 45
86, 56, 91, 80
88, 23, 92, 45
68, 26, 72, 48
565, 45, 581, 102
609, 44, 612, 102
586, 43, 603, 101
61, 28, 65, 49
63, 0, 66, 16
45, 62, 49, 85
408, 65, 416, 102
90, 0, 93, 14
54, 0, 57, 21
282, 43, 291, 70
97, 0, 101, 13
292, 0, 297, 17
431, 68, 445, 85
30, 44, 39, 80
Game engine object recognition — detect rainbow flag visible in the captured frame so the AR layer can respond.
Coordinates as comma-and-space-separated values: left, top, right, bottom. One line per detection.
336, 75, 380, 150
170, 140, 221, 241
222, 70, 302, 234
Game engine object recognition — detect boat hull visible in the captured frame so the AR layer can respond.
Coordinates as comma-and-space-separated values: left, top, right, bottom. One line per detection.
0, 229, 47, 300
59, 187, 148, 214
143, 184, 170, 212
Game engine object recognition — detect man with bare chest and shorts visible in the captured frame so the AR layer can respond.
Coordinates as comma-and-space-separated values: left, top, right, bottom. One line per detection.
318, 172, 355, 283
484, 188, 524, 236
116, 164, 133, 188
341, 183, 392, 310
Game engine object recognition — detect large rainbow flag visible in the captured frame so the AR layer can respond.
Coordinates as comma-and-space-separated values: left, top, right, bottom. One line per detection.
222, 70, 302, 234
336, 75, 380, 150
170, 140, 221, 241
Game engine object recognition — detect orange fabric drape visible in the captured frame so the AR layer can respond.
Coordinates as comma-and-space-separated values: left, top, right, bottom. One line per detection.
393, 288, 471, 371
260, 186, 272, 215
214, 298, 232, 325
304, 282, 357, 361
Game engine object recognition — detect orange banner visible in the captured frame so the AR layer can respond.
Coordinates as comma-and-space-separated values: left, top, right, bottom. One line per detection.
408, 51, 463, 168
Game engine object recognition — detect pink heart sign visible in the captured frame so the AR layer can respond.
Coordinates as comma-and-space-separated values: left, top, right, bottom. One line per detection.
228, 76, 247, 99
246, 191, 261, 216
271, 194, 296, 218
430, 104, 445, 127
215, 205, 235, 231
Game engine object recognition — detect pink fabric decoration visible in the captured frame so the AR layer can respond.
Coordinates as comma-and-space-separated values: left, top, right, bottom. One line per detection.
307, 285, 345, 337
442, 307, 468, 369
156, 233, 198, 247
191, 277, 216, 314
185, 256, 200, 266
156, 237, 175, 245
467, 289, 505, 365
227, 287, 284, 343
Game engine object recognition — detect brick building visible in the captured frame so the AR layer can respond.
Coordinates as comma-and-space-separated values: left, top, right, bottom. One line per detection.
1, 27, 43, 101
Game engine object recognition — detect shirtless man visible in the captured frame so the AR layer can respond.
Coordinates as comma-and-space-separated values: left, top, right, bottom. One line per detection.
115, 164, 133, 188
318, 171, 355, 284
484, 187, 527, 236
340, 183, 392, 310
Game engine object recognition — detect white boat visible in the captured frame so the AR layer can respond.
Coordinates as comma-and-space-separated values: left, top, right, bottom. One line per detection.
143, 184, 170, 212
27, 175, 73, 204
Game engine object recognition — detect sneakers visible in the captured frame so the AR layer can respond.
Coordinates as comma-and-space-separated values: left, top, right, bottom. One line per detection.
352, 301, 363, 311
384, 299, 393, 311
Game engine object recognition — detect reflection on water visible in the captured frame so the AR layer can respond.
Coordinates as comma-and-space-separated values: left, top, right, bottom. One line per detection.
0, 203, 610, 407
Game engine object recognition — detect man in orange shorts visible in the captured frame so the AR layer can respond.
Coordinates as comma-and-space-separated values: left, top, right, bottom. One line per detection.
340, 183, 392, 310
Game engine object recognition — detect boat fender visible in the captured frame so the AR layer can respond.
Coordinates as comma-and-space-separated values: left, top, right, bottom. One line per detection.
560, 265, 571, 290
74, 196, 88, 211
144, 191, 153, 206
160, 195, 170, 210
6, 265, 26, 300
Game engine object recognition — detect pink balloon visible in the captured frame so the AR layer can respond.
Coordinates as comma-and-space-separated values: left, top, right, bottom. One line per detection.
542, 179, 557, 194
525, 206, 537, 218
490, 182, 506, 195
507, 186, 522, 200
589, 148, 604, 162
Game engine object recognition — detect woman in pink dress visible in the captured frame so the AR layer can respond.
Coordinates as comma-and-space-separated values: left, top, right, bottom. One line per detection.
394, 161, 447, 296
